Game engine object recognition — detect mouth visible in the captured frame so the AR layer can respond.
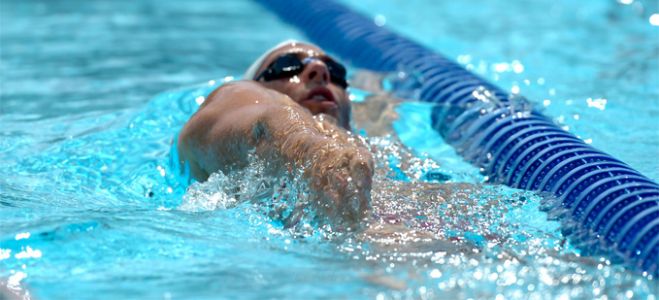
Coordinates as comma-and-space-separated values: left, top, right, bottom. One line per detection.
300, 87, 338, 114
303, 87, 336, 104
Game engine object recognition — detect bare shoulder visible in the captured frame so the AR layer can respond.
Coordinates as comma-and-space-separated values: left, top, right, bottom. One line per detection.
177, 80, 282, 179
201, 80, 291, 109
179, 80, 300, 147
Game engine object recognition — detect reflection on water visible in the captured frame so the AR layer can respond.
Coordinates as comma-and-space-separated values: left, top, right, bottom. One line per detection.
179, 83, 656, 298
1, 76, 657, 299
2, 0, 658, 298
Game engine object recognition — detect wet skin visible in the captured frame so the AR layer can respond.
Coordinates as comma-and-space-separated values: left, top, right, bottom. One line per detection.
253, 42, 352, 130
177, 42, 373, 226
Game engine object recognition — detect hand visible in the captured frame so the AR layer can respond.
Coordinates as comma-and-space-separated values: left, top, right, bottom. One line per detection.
310, 144, 374, 228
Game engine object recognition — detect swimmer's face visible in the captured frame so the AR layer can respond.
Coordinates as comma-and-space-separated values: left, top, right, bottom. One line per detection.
254, 43, 351, 130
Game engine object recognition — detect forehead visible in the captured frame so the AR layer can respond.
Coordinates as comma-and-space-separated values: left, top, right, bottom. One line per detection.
256, 43, 326, 74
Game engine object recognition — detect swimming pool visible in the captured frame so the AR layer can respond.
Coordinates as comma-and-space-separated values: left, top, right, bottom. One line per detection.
1, 0, 657, 299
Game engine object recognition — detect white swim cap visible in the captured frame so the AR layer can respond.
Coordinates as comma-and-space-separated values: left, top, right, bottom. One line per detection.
243, 39, 303, 80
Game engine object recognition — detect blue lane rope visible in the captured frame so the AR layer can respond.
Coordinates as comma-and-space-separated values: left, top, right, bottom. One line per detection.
256, 0, 659, 275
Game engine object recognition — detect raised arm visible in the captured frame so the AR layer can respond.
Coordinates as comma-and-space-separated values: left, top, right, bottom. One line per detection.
177, 81, 373, 224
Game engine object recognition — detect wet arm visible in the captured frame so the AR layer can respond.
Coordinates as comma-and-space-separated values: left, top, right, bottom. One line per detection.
177, 81, 373, 223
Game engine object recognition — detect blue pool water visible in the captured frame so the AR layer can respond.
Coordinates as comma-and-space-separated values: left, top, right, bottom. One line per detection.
1, 0, 658, 299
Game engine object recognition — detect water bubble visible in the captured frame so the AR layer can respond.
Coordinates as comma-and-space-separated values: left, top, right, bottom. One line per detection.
649, 14, 659, 26
374, 14, 386, 26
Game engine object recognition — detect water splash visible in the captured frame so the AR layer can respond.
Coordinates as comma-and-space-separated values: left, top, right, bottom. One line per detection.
175, 93, 656, 298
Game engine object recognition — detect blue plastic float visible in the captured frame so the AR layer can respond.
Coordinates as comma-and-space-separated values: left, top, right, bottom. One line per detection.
256, 0, 659, 275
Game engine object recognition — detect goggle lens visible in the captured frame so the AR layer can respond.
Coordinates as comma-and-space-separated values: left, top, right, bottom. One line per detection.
255, 53, 348, 89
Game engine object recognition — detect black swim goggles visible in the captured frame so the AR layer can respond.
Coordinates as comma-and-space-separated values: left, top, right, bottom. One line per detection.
254, 53, 349, 89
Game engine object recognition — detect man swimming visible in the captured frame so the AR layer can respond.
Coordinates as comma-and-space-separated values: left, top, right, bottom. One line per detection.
177, 41, 374, 226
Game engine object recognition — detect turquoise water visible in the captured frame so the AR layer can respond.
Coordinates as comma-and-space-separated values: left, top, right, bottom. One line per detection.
1, 0, 658, 299
348, 0, 659, 182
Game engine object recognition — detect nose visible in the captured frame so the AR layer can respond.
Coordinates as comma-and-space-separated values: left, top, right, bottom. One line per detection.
300, 59, 330, 85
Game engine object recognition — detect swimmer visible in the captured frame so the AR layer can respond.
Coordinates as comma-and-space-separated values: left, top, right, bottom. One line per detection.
177, 41, 374, 226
